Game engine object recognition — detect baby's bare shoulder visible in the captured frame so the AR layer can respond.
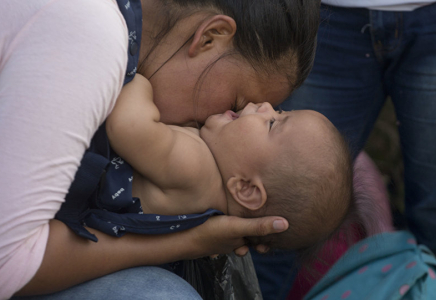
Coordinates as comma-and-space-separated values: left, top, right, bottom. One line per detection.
160, 126, 220, 190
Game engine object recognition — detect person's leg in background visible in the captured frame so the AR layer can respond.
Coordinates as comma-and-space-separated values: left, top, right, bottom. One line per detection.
12, 266, 202, 300
250, 250, 298, 300
252, 5, 387, 300
387, 3, 436, 253
279, 5, 386, 158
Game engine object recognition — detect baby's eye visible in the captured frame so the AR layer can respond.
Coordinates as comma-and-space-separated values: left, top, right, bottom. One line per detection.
269, 118, 275, 130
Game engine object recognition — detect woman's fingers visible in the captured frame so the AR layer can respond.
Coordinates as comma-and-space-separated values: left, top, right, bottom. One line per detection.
232, 217, 286, 256
231, 216, 289, 238
254, 244, 270, 254
234, 244, 271, 256
234, 245, 249, 257
190, 215, 288, 258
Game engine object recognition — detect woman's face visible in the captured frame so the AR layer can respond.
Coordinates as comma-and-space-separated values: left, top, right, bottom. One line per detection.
149, 54, 291, 127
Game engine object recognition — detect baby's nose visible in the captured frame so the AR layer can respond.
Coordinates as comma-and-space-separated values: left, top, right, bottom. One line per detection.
244, 102, 260, 111
257, 102, 274, 113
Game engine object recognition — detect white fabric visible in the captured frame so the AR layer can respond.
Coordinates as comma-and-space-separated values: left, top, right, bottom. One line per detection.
0, 0, 127, 298
322, 0, 435, 10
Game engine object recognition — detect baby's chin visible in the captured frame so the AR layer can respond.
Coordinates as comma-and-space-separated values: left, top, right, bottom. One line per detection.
199, 114, 219, 136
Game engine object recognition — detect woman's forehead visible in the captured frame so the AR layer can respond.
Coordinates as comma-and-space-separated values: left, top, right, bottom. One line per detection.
238, 71, 290, 105
219, 55, 291, 103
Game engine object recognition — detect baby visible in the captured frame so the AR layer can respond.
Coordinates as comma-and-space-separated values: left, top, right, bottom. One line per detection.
106, 74, 353, 250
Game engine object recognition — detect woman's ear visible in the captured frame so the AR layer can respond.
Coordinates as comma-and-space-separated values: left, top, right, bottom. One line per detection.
188, 15, 237, 57
227, 176, 267, 211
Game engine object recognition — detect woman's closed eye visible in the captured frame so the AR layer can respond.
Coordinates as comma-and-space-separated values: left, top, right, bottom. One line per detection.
231, 98, 243, 112
269, 118, 275, 131
230, 100, 238, 112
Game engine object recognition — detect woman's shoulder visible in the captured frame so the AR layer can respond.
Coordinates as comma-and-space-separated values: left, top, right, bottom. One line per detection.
1, 0, 126, 37
1, 0, 128, 61
1, 0, 129, 72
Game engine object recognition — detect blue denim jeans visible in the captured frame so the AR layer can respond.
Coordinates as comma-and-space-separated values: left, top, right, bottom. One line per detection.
250, 249, 298, 300
12, 267, 202, 300
254, 3, 436, 300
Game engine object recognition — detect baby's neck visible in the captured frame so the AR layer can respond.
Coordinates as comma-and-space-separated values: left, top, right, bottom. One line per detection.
185, 127, 243, 216
181, 126, 233, 214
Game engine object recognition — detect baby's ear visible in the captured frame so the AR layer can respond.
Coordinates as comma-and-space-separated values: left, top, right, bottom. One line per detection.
227, 176, 267, 211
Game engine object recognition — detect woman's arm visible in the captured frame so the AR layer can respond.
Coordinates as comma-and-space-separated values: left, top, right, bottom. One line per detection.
17, 216, 288, 295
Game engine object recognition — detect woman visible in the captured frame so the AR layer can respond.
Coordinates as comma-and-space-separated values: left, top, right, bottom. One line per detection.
0, 0, 320, 298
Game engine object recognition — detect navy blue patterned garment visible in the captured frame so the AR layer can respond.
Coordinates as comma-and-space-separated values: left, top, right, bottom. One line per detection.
55, 0, 223, 242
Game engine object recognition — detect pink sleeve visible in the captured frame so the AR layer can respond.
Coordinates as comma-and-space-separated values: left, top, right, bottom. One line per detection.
0, 0, 128, 298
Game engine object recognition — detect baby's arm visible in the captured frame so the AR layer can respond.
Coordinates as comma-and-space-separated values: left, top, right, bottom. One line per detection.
106, 74, 206, 189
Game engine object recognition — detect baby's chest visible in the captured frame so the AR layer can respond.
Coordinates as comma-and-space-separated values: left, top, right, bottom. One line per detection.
132, 174, 224, 215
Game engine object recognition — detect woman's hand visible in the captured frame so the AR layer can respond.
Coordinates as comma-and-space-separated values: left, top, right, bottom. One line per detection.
187, 215, 288, 258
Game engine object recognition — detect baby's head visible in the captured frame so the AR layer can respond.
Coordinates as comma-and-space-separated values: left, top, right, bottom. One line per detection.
200, 102, 353, 251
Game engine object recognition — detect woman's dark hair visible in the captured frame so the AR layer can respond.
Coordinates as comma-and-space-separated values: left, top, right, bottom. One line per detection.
139, 0, 321, 91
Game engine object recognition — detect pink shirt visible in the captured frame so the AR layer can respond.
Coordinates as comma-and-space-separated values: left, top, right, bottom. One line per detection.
0, 0, 128, 298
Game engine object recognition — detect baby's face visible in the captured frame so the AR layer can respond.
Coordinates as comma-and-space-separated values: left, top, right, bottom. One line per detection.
200, 102, 331, 178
